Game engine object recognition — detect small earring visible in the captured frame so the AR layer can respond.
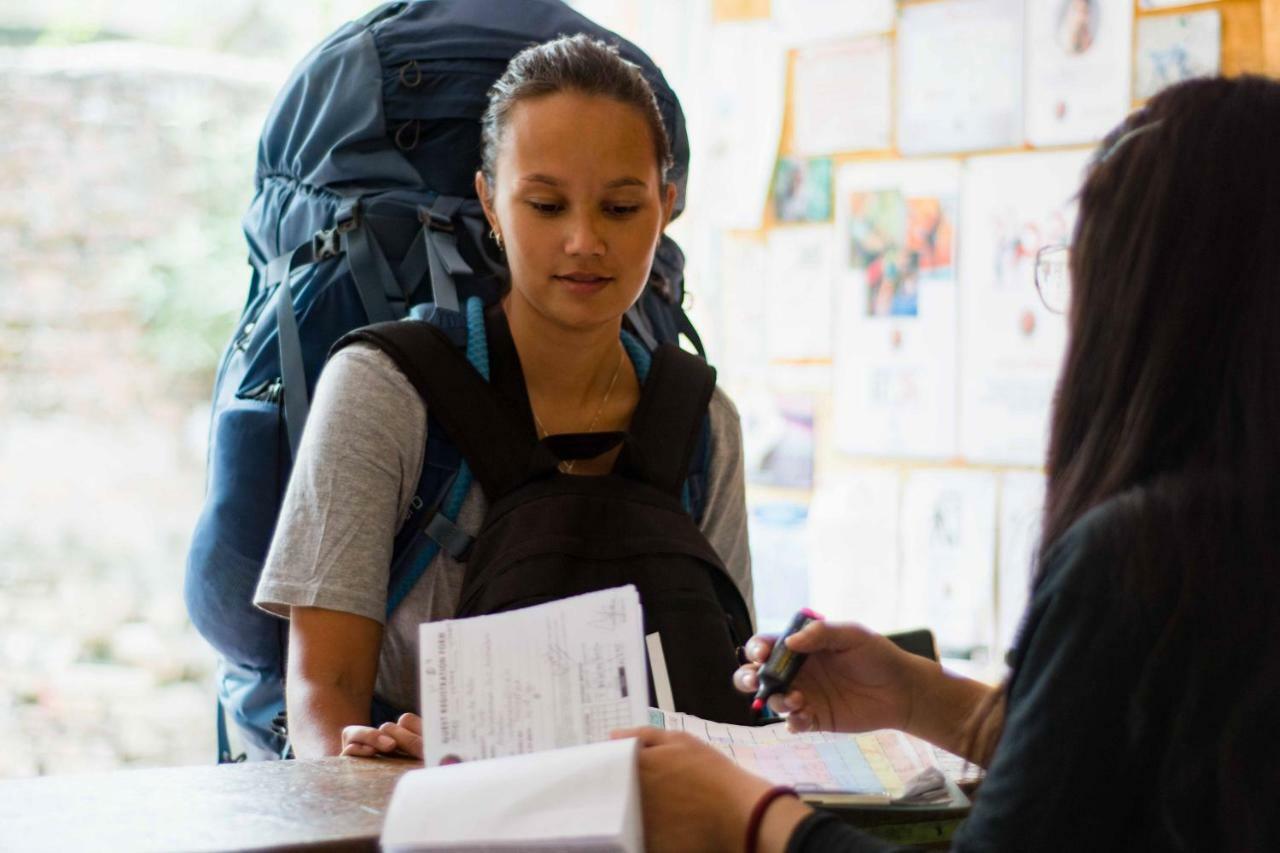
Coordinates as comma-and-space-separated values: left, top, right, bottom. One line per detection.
490, 228, 504, 251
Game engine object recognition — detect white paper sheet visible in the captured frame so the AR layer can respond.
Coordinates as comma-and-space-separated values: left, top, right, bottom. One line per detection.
958, 150, 1089, 465
792, 36, 893, 155
897, 0, 1025, 155
773, 0, 895, 45
898, 470, 998, 662
418, 587, 648, 765
741, 390, 816, 488
805, 467, 902, 628
997, 471, 1045, 659
1025, 0, 1133, 146
832, 159, 961, 459
718, 233, 770, 385
1135, 10, 1221, 101
746, 500, 812, 634
381, 737, 643, 853
694, 20, 787, 229
765, 224, 836, 360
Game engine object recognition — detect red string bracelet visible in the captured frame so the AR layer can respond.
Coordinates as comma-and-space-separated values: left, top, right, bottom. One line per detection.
744, 784, 799, 853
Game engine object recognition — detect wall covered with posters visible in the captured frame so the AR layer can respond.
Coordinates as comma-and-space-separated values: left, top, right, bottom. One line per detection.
571, 0, 1279, 675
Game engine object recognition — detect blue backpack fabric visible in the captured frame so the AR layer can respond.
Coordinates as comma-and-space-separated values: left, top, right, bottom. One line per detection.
185, 0, 706, 761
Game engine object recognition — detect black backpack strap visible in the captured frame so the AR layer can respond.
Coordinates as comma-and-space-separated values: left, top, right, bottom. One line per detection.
620, 344, 717, 497
334, 319, 536, 500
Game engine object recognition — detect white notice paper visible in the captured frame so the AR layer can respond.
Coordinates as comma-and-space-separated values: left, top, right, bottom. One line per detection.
765, 224, 837, 360
897, 0, 1025, 155
792, 36, 893, 156
997, 471, 1045, 659
1135, 11, 1221, 101
418, 587, 648, 766
805, 468, 902, 629
773, 0, 894, 46
697, 20, 786, 229
958, 150, 1089, 465
1025, 0, 1132, 146
898, 470, 998, 662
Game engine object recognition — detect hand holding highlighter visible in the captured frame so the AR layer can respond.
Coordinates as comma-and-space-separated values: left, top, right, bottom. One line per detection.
751, 608, 823, 717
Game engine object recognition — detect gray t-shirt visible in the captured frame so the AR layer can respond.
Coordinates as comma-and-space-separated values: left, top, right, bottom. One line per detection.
254, 343, 755, 713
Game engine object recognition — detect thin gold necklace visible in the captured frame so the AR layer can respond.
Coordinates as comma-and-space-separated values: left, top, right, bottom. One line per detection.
532, 346, 625, 474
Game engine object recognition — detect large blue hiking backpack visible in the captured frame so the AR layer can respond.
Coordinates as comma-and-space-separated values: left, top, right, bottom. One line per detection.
185, 0, 705, 761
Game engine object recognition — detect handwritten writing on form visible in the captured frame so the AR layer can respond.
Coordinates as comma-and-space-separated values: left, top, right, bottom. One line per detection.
419, 586, 648, 766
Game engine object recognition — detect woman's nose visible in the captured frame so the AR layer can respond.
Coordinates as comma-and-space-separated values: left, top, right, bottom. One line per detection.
564, 212, 606, 257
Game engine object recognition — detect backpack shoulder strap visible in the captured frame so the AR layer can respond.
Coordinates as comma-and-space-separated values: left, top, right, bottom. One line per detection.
335, 317, 535, 500
620, 344, 717, 498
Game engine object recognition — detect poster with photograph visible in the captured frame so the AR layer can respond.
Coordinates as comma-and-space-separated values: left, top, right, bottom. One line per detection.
805, 467, 902, 629
748, 500, 812, 634
997, 471, 1045, 659
833, 160, 961, 459
1135, 11, 1221, 101
897, 0, 1025, 155
772, 156, 833, 223
958, 150, 1091, 465
792, 36, 893, 155
899, 470, 998, 662
1025, 0, 1132, 146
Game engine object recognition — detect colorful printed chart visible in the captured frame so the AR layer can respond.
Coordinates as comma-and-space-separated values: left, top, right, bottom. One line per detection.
651, 710, 957, 803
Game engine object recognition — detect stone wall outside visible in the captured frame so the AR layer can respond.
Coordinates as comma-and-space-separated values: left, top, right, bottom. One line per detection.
0, 43, 282, 775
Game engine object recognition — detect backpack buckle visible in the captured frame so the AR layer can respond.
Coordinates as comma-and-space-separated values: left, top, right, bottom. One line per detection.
418, 204, 454, 234
312, 227, 341, 261
335, 200, 361, 232
312, 202, 362, 262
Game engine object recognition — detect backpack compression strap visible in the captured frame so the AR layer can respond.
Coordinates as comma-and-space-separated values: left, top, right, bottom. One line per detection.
619, 345, 718, 499
266, 195, 476, 458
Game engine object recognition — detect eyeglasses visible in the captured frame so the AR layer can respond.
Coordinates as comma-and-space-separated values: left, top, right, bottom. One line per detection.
1034, 243, 1070, 314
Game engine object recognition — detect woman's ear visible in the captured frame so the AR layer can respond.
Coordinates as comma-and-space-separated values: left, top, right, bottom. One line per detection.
661, 182, 677, 229
475, 170, 498, 231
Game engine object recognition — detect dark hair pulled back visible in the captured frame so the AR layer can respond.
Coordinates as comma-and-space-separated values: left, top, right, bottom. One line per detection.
479, 34, 673, 189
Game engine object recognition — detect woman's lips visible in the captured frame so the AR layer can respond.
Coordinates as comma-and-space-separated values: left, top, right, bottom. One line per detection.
554, 273, 613, 292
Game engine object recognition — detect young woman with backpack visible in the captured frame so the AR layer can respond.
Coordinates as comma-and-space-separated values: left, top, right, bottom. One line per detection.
612, 76, 1280, 852
254, 35, 756, 759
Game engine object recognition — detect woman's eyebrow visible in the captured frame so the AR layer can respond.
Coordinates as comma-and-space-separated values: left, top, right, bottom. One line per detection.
518, 173, 562, 187
516, 174, 648, 189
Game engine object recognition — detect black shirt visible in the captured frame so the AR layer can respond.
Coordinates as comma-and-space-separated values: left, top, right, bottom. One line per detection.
787, 499, 1174, 852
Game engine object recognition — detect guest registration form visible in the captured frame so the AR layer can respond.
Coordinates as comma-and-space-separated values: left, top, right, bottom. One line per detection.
418, 587, 648, 766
